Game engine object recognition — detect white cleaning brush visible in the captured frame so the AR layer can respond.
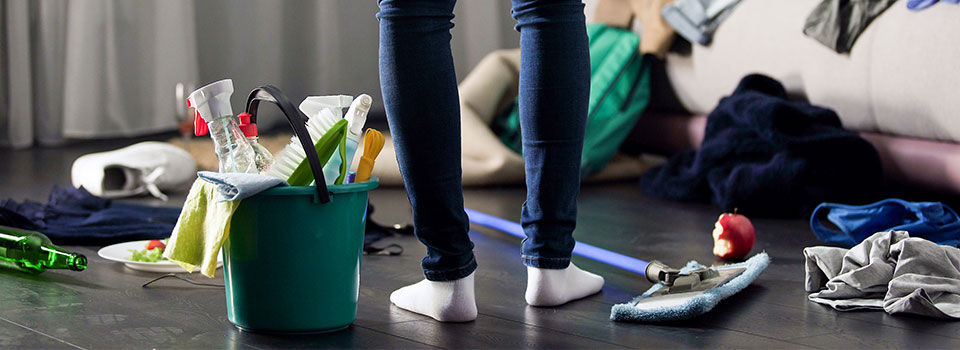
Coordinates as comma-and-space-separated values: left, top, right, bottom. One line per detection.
266, 109, 344, 185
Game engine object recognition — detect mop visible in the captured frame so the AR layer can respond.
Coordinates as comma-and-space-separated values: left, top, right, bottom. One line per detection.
465, 208, 769, 322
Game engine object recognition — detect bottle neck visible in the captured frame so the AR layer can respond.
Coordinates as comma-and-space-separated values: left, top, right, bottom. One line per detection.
43, 246, 87, 271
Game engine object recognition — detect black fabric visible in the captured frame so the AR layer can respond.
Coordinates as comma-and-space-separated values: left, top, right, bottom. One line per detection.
1, 186, 181, 245
640, 74, 884, 218
363, 203, 413, 256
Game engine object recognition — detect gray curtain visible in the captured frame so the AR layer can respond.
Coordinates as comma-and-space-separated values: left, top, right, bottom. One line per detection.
0, 0, 199, 148
0, 0, 519, 148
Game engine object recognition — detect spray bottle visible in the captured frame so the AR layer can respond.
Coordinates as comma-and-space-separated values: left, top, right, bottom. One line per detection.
299, 95, 353, 119
188, 79, 257, 173
319, 94, 372, 185
237, 112, 274, 173
299, 95, 353, 185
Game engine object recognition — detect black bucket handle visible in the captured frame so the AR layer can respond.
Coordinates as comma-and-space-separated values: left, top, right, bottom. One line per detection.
243, 85, 330, 203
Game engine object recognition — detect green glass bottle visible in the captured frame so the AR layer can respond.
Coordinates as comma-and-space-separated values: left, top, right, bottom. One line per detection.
0, 225, 87, 273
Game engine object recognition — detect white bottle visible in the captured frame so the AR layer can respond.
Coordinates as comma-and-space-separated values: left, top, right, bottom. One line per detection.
320, 94, 372, 185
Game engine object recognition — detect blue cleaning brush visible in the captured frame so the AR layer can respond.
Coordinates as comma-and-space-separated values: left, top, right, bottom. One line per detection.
464, 208, 770, 323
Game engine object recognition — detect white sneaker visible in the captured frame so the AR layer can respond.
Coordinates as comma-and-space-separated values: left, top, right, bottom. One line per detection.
71, 141, 197, 201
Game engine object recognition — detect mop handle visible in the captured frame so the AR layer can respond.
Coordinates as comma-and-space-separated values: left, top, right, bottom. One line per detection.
464, 208, 651, 276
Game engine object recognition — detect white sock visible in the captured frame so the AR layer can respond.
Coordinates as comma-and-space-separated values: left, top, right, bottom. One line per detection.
389, 272, 478, 322
525, 263, 605, 306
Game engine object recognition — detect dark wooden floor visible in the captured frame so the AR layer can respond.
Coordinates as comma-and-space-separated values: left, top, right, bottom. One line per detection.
2, 138, 959, 349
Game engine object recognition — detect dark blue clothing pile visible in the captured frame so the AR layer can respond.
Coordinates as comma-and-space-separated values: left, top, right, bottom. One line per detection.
0, 186, 180, 245
641, 74, 884, 218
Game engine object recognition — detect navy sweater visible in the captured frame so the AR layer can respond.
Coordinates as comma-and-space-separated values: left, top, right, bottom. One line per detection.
641, 74, 884, 218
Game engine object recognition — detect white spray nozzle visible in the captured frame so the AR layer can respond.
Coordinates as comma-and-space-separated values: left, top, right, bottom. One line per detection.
187, 79, 234, 123
345, 94, 373, 138
299, 95, 354, 119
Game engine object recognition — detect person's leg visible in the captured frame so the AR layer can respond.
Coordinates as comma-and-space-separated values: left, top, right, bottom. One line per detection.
377, 0, 477, 322
512, 0, 604, 306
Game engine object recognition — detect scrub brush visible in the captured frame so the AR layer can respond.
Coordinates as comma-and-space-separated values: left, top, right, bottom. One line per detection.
355, 129, 384, 182
267, 112, 348, 186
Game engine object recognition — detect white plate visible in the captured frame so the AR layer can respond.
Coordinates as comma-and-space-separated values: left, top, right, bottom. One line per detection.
97, 240, 222, 273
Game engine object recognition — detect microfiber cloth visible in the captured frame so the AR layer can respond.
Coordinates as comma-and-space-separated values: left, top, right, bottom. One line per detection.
0, 186, 180, 245
640, 74, 884, 218
805, 231, 960, 319
611, 252, 770, 322
163, 178, 241, 277
811, 199, 960, 247
197, 171, 288, 202
661, 0, 741, 45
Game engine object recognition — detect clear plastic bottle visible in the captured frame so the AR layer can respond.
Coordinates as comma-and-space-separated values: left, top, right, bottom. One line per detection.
238, 112, 274, 173
188, 79, 257, 174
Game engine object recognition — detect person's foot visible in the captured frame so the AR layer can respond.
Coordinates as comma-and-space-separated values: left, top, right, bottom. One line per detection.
389, 272, 478, 322
525, 263, 604, 306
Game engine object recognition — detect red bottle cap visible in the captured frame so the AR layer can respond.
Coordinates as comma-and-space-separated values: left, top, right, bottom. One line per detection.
237, 112, 258, 137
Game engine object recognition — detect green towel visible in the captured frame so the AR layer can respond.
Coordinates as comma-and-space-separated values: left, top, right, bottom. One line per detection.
163, 178, 241, 277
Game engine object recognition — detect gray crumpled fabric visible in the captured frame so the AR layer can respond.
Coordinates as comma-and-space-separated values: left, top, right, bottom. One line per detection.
803, 0, 898, 53
804, 230, 960, 319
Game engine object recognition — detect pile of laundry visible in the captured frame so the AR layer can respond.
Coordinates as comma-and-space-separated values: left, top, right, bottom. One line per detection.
640, 74, 884, 218
0, 186, 180, 245
805, 231, 960, 320
804, 198, 960, 320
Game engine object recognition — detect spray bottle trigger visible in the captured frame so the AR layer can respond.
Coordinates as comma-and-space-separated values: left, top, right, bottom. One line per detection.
194, 111, 209, 136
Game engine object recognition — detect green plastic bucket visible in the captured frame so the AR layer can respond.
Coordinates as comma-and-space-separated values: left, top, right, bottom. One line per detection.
223, 179, 377, 333
221, 85, 378, 333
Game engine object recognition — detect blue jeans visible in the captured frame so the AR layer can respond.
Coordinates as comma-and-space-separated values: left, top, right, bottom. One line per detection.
377, 0, 589, 281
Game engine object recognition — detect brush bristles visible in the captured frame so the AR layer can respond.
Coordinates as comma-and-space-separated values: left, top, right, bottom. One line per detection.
265, 112, 342, 183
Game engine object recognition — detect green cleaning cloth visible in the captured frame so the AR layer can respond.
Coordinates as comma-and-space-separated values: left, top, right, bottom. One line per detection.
163, 178, 241, 277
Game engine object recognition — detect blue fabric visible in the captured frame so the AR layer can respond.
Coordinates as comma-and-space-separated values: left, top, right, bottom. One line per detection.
197, 171, 288, 202
811, 199, 960, 247
0, 186, 181, 245
908, 0, 960, 11
377, 0, 589, 280
640, 74, 884, 218
611, 252, 770, 322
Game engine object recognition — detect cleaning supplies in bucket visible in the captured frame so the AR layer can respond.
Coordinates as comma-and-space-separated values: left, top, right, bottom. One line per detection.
163, 179, 240, 276
320, 94, 373, 185
166, 82, 385, 332
237, 112, 274, 173
356, 129, 385, 183
188, 79, 258, 174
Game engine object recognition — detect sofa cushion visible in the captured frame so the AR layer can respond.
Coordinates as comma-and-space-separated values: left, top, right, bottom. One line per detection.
586, 0, 960, 143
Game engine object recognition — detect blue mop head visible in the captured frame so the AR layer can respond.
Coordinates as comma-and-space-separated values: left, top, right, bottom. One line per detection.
610, 252, 770, 322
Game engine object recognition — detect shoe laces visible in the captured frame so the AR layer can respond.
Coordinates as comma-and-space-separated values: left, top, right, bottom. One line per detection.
142, 167, 169, 201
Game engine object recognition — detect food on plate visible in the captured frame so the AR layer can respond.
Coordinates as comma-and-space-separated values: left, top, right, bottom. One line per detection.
128, 240, 168, 263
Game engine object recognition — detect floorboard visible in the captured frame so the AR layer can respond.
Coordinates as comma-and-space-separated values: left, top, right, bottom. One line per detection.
2, 139, 960, 349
